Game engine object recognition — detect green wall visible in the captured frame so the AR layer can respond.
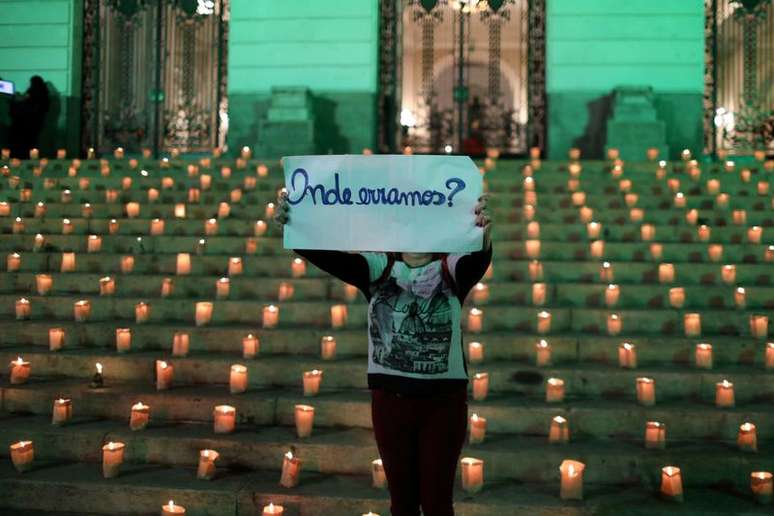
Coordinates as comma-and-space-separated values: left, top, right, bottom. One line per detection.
546, 0, 705, 160
0, 0, 83, 157
227, 0, 379, 157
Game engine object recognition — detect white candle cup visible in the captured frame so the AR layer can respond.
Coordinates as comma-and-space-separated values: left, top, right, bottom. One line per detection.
213, 405, 236, 434
51, 398, 72, 425
748, 226, 763, 244
49, 327, 65, 351
330, 304, 348, 329
320, 335, 337, 360
607, 313, 622, 336
243, 334, 259, 359
99, 276, 115, 296
660, 466, 683, 502
526, 221, 540, 239
751, 315, 769, 339
277, 281, 294, 302
295, 404, 315, 438
532, 283, 547, 306
160, 277, 174, 297
644, 421, 666, 450
9, 357, 31, 384
766, 342, 774, 370
10, 440, 34, 472
197, 449, 220, 480
101, 441, 125, 478
537, 311, 552, 335
161, 500, 186, 515
659, 263, 675, 284
695, 343, 713, 369
135, 302, 150, 324
263, 305, 279, 329
460, 457, 484, 494
669, 287, 685, 309
228, 257, 243, 276
120, 255, 133, 273
525, 240, 541, 259
291, 257, 306, 278
589, 240, 605, 259
230, 364, 248, 394
467, 308, 483, 333
650, 243, 663, 261
548, 416, 569, 444
735, 287, 746, 309
130, 402, 150, 431
468, 341, 484, 364
196, 302, 213, 327
738, 422, 757, 452
303, 370, 323, 397
721, 264, 736, 285
115, 328, 131, 353
472, 373, 489, 401
559, 459, 585, 500
15, 298, 31, 320
587, 221, 601, 239
156, 360, 174, 391
280, 450, 302, 488
640, 224, 655, 241
684, 313, 701, 337
535, 339, 552, 367
618, 342, 637, 369
529, 260, 543, 281
216, 277, 230, 300
172, 332, 189, 357
372, 458, 387, 489
472, 282, 489, 304
600, 262, 614, 283
61, 252, 76, 272
751, 472, 773, 505
715, 380, 735, 408
636, 377, 656, 406
546, 377, 565, 403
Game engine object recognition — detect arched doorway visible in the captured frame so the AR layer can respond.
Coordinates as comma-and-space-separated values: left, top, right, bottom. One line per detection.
377, 0, 545, 156
81, 0, 229, 156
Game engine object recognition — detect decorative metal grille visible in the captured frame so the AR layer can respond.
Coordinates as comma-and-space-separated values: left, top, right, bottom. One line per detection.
81, 0, 229, 156
707, 0, 774, 154
381, 0, 541, 155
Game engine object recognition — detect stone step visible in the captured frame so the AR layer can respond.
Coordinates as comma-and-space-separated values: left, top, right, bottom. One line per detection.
4, 380, 774, 441
1, 413, 773, 488
3, 347, 774, 400
3, 322, 771, 367
0, 454, 771, 515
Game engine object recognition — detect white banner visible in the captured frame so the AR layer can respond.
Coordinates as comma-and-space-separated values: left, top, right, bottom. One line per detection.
282, 154, 483, 252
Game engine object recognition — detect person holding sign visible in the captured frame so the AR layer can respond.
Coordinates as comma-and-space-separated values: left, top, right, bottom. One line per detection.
274, 154, 492, 516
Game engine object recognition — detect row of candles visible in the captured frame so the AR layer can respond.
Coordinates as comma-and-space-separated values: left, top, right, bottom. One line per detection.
7, 418, 772, 506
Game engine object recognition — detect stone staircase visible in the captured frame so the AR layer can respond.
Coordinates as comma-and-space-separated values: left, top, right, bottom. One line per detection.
0, 154, 773, 515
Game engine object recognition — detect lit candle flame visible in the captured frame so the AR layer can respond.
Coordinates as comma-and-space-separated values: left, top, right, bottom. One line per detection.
96, 362, 103, 373
285, 450, 294, 460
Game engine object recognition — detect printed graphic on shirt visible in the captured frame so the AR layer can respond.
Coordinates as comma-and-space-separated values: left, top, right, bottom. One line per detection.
369, 275, 453, 374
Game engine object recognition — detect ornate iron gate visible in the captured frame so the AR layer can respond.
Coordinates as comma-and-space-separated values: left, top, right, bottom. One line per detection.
81, 0, 229, 156
378, 0, 544, 155
705, 0, 774, 154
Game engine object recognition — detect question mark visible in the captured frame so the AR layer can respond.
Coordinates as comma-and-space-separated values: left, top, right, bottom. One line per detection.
445, 178, 466, 207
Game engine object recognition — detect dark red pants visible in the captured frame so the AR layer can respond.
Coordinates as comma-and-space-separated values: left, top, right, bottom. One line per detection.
371, 388, 468, 516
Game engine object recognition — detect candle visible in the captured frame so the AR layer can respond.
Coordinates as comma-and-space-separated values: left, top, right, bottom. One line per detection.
590, 240, 605, 260
626, 194, 640, 209
559, 460, 585, 500
150, 218, 165, 236
61, 252, 76, 272
751, 472, 773, 505
472, 282, 489, 304
130, 402, 150, 431
102, 441, 125, 478
697, 225, 711, 242
115, 328, 131, 353
176, 253, 191, 275
372, 458, 387, 489
716, 379, 735, 408
721, 264, 736, 285
263, 503, 284, 515
472, 373, 489, 401
162, 500, 186, 515
535, 339, 551, 367
330, 304, 348, 329
579, 206, 593, 223
216, 277, 230, 299
114, 147, 124, 159
174, 203, 186, 218
120, 255, 134, 273
640, 224, 655, 242
295, 404, 315, 438
466, 307, 484, 333
29, 148, 39, 159
748, 226, 762, 244
245, 238, 258, 255
12, 217, 24, 234
125, 202, 140, 218
650, 243, 663, 261
733, 286, 746, 309
587, 222, 601, 239
303, 370, 323, 396
733, 209, 746, 225
660, 466, 683, 502
243, 334, 259, 359
48, 398, 72, 426
669, 287, 685, 309
695, 343, 713, 369
460, 457, 484, 494
196, 302, 213, 327
607, 313, 622, 336
659, 263, 675, 283
170, 332, 189, 357
618, 342, 637, 368
716, 193, 729, 209
684, 313, 701, 337
644, 421, 666, 449
49, 327, 65, 351
213, 405, 236, 434
738, 422, 757, 452
10, 441, 34, 472
200, 174, 212, 190
600, 261, 614, 283
7, 252, 20, 271
230, 364, 248, 394
751, 315, 769, 338
468, 341, 484, 364
278, 281, 294, 301
228, 257, 243, 276
525, 239, 541, 259
526, 221, 540, 239
205, 218, 218, 235
197, 449, 219, 480
546, 378, 565, 403
532, 283, 547, 306
549, 416, 569, 444
708, 244, 723, 262
604, 284, 620, 307
93, 276, 113, 298
156, 360, 174, 390
280, 450, 302, 488
343, 283, 359, 302
73, 299, 91, 322
636, 377, 656, 406
758, 181, 770, 196
135, 302, 150, 323
529, 260, 544, 281
572, 192, 587, 207
320, 335, 336, 360
263, 304, 279, 329
537, 311, 552, 334
469, 413, 487, 444
766, 342, 774, 370
15, 298, 30, 320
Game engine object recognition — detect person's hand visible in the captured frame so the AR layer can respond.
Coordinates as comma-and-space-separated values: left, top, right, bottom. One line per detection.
474, 194, 492, 250
273, 188, 290, 229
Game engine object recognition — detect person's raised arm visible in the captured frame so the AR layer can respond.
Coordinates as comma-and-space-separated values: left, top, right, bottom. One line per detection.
274, 189, 372, 292
453, 194, 493, 298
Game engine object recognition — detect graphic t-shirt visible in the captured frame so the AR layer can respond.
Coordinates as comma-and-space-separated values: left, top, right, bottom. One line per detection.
361, 253, 468, 383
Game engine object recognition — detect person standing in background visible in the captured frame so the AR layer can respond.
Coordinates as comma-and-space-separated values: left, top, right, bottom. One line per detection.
9, 75, 50, 158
